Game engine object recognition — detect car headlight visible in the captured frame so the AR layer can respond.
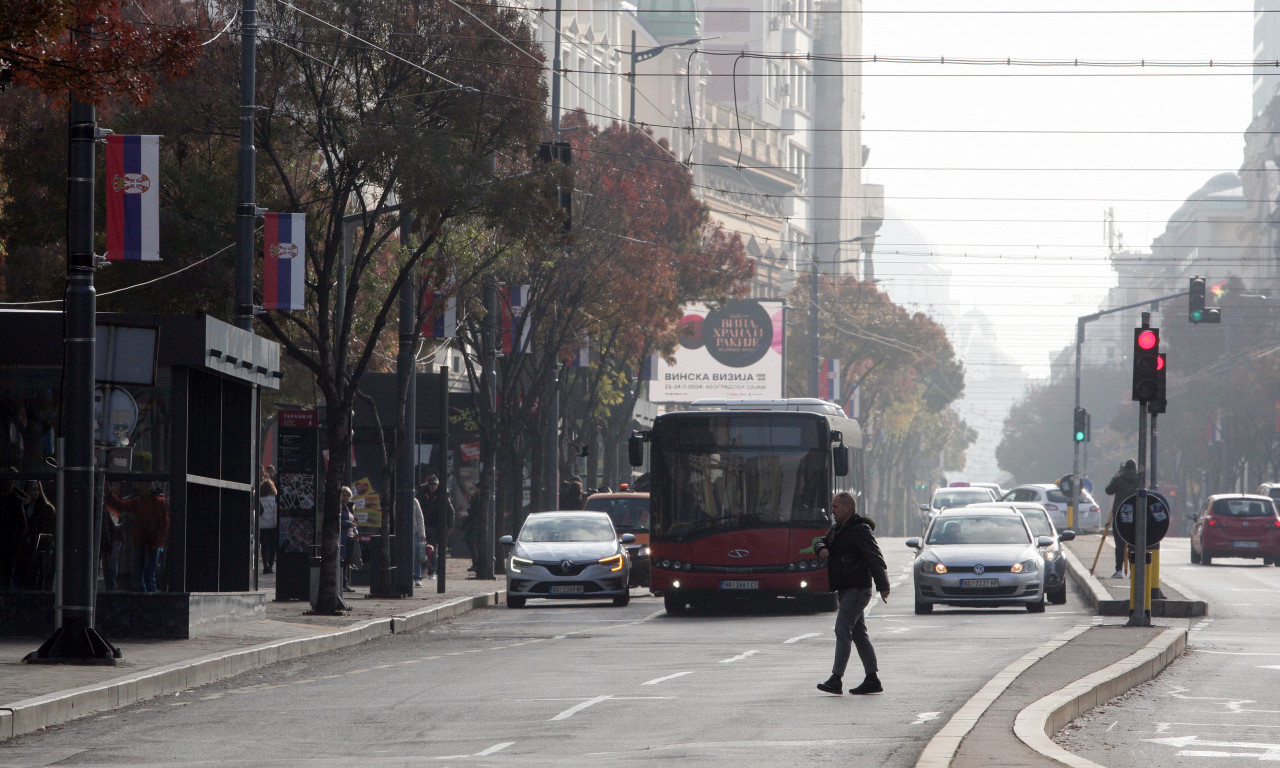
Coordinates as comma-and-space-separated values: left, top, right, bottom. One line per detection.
510, 556, 533, 573
598, 554, 624, 572
921, 558, 946, 574
1011, 559, 1039, 574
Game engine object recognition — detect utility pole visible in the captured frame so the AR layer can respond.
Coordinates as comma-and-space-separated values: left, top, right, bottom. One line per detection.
478, 280, 498, 579
233, 0, 259, 331
393, 213, 417, 597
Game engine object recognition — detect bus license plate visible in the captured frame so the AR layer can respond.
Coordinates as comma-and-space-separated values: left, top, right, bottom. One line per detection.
961, 578, 999, 589
1232, 540, 1260, 548
721, 580, 759, 590
550, 585, 584, 594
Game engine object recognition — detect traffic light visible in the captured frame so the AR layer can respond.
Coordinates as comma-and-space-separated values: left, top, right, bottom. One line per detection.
1188, 277, 1205, 323
1132, 327, 1160, 402
538, 140, 572, 232
1073, 407, 1088, 442
1148, 352, 1167, 414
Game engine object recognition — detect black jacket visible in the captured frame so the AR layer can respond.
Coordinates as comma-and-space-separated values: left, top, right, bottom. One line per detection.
819, 514, 889, 592
1104, 467, 1141, 519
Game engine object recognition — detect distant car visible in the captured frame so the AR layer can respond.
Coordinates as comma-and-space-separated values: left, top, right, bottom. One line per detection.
919, 486, 1000, 534
499, 511, 634, 608
906, 507, 1053, 614
949, 481, 1005, 499
968, 502, 1076, 604
1254, 482, 1280, 505
1189, 494, 1280, 566
583, 491, 650, 587
1001, 484, 1102, 534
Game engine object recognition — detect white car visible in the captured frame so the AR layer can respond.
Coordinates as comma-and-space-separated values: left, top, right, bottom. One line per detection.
499, 511, 634, 608
1000, 484, 1102, 533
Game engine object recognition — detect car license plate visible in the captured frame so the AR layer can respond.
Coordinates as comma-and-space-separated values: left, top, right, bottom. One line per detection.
1232, 540, 1260, 548
550, 585, 584, 594
721, 580, 759, 590
961, 578, 1000, 588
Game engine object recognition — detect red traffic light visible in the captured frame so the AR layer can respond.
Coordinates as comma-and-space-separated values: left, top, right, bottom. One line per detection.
1155, 354, 1165, 371
1137, 329, 1159, 350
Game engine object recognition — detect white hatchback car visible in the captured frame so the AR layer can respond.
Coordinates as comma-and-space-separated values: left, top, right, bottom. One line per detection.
1000, 484, 1102, 533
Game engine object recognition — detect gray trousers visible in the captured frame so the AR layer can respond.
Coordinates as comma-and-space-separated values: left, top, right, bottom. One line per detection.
832, 587, 877, 679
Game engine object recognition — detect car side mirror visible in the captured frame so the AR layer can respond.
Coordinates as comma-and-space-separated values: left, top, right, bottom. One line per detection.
905, 537, 921, 549
1057, 530, 1076, 542
1186, 514, 1197, 523
499, 535, 514, 546
620, 533, 636, 544
1035, 535, 1054, 548
918, 503, 930, 512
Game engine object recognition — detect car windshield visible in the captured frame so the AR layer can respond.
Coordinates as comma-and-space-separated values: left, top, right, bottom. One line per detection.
928, 516, 1031, 546
1211, 498, 1276, 518
1019, 510, 1053, 537
584, 497, 650, 532
934, 489, 992, 508
519, 517, 616, 542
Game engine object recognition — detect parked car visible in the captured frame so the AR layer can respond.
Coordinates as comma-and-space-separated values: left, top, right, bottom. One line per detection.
919, 486, 999, 534
906, 507, 1053, 614
499, 511, 634, 608
968, 502, 1076, 604
1001, 484, 1102, 533
583, 491, 650, 587
1189, 494, 1280, 566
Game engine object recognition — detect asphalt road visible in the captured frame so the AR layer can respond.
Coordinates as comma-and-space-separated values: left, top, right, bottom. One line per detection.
1056, 537, 1280, 768
1, 538, 1101, 768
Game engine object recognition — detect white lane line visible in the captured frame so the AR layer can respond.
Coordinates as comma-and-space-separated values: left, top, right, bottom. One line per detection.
643, 671, 695, 685
476, 742, 515, 756
552, 695, 613, 721
720, 650, 759, 664
784, 633, 820, 644
912, 712, 941, 725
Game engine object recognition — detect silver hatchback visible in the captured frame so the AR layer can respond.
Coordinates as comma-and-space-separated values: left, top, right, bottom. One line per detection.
500, 511, 633, 608
906, 508, 1053, 614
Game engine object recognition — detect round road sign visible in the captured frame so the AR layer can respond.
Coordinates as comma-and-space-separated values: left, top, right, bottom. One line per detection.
1115, 490, 1171, 549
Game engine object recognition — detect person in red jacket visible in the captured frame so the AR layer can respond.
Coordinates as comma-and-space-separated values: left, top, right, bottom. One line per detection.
813, 491, 891, 696
107, 481, 170, 592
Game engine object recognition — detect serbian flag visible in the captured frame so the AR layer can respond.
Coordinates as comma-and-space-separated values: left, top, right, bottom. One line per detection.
819, 358, 840, 401
420, 292, 457, 338
501, 284, 531, 353
564, 334, 589, 367
263, 213, 306, 310
105, 135, 161, 261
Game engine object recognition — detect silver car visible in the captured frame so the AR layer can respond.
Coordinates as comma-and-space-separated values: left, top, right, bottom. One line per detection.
500, 511, 634, 608
906, 508, 1053, 614
969, 502, 1075, 605
1001, 484, 1103, 534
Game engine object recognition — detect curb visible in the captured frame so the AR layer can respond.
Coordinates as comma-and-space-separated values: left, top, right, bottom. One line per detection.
0, 591, 503, 741
1063, 548, 1206, 618
1013, 627, 1187, 767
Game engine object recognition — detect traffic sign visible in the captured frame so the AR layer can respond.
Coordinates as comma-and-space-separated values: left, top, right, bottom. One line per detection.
1115, 491, 1171, 548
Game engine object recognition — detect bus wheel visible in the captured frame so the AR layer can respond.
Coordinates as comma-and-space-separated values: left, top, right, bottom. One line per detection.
664, 593, 687, 615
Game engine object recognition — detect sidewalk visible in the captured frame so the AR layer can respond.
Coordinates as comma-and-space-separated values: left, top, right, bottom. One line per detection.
0, 557, 503, 740
4, 538, 1203, 768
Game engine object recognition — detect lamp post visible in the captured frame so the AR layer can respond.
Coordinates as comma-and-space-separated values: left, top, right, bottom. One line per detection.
629, 32, 708, 125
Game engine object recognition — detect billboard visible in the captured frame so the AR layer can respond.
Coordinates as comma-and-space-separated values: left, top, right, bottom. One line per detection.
650, 299, 785, 402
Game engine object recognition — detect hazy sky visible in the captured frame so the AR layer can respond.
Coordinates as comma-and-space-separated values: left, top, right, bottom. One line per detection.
861, 1, 1254, 385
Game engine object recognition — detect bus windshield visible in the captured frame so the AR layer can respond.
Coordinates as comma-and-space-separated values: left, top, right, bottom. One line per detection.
653, 415, 829, 539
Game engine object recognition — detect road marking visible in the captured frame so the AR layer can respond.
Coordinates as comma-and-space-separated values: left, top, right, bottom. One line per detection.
911, 712, 940, 725
1149, 735, 1280, 760
476, 742, 515, 756
719, 650, 759, 663
784, 633, 820, 644
643, 671, 695, 685
552, 695, 613, 721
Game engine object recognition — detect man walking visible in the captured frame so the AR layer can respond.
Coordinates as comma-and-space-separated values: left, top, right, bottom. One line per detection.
814, 491, 891, 695
1104, 459, 1141, 579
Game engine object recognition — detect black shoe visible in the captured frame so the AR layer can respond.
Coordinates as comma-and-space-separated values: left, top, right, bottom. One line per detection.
816, 675, 842, 695
263, 568, 272, 574
849, 676, 883, 695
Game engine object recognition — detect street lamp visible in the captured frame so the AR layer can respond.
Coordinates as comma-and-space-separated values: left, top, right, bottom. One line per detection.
809, 239, 865, 398
629, 31, 709, 125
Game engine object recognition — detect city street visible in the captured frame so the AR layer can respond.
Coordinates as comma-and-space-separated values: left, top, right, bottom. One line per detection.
0, 540, 1099, 767
1057, 537, 1280, 767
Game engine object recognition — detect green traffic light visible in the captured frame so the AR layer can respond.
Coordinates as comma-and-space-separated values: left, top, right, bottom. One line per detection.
1074, 430, 1085, 442
1190, 309, 1203, 323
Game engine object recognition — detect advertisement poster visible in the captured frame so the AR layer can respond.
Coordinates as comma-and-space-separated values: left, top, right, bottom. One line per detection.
650, 299, 785, 402
350, 476, 383, 533
276, 409, 318, 554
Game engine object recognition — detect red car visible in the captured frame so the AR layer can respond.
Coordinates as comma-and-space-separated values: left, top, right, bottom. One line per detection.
1189, 494, 1280, 566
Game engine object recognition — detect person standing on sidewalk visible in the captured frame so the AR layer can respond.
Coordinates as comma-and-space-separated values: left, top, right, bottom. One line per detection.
814, 491, 891, 696
1104, 459, 1141, 579
258, 478, 278, 574
418, 475, 454, 579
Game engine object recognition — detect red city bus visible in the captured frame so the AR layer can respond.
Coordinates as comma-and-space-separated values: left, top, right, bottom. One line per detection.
629, 398, 863, 614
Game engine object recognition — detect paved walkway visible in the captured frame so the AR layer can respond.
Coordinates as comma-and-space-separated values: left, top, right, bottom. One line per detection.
2, 538, 1202, 768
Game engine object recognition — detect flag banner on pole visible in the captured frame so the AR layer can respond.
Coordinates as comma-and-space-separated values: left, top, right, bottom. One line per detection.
105, 135, 161, 261
819, 357, 840, 402
502, 284, 531, 353
564, 334, 589, 367
263, 212, 306, 310
420, 292, 457, 338
642, 353, 658, 381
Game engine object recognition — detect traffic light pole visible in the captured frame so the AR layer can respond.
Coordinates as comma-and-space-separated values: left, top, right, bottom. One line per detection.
1069, 288, 1189, 532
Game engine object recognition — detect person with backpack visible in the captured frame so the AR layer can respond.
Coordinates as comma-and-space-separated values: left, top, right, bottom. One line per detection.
813, 491, 891, 696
